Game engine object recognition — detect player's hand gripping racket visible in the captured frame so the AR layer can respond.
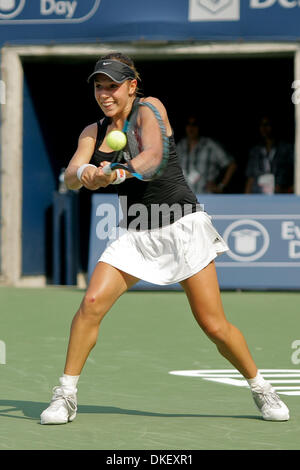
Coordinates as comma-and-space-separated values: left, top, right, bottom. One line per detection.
102, 101, 169, 181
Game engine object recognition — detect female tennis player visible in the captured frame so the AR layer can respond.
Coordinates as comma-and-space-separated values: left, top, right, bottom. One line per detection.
40, 53, 289, 424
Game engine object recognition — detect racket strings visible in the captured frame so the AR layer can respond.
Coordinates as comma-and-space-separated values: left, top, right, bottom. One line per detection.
105, 101, 170, 181
126, 102, 169, 180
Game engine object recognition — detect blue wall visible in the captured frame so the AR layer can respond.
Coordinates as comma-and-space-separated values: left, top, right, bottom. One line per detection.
22, 74, 56, 275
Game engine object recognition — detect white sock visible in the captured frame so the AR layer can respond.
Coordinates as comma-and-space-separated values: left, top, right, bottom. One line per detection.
60, 374, 80, 390
246, 371, 267, 389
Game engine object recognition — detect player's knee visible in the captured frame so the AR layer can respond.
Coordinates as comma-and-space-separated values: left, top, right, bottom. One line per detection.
80, 292, 109, 322
203, 321, 230, 345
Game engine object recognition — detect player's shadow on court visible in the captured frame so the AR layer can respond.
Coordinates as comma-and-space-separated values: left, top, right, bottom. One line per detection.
0, 400, 263, 421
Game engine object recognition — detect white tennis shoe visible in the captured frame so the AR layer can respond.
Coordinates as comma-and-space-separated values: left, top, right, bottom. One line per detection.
40, 383, 77, 425
251, 383, 290, 421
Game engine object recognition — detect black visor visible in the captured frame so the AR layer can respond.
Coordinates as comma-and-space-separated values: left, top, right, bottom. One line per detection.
87, 59, 136, 84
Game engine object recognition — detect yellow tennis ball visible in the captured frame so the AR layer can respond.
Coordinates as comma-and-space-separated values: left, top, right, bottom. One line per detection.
106, 130, 127, 151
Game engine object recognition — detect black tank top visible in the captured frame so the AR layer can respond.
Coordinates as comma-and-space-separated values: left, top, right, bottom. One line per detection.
90, 114, 202, 230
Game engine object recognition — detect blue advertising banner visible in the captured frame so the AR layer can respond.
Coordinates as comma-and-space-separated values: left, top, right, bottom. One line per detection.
1, 1, 300, 44
201, 195, 300, 290
88, 194, 300, 290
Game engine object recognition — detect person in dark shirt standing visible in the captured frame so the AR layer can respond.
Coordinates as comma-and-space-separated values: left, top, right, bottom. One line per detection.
245, 115, 294, 194
176, 115, 236, 194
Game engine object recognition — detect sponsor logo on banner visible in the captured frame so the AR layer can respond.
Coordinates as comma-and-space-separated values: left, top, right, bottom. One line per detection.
0, 0, 25, 18
189, 0, 240, 21
188, 0, 300, 23
0, 0, 101, 23
250, 0, 300, 8
223, 219, 270, 262
169, 369, 300, 396
212, 214, 300, 266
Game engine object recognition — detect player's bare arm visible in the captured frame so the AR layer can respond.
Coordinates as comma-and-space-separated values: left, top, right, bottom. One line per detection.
65, 124, 115, 190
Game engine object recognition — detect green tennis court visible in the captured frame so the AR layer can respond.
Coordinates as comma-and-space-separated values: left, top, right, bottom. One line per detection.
1, 286, 300, 450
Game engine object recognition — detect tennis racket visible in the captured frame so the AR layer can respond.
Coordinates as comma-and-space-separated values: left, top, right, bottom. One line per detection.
102, 100, 169, 181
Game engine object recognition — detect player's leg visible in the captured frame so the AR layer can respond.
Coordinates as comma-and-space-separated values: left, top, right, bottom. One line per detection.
180, 261, 289, 421
64, 261, 139, 376
181, 261, 257, 378
40, 262, 139, 425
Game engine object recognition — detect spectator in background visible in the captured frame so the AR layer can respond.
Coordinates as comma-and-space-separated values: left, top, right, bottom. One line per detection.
245, 115, 294, 194
176, 115, 236, 194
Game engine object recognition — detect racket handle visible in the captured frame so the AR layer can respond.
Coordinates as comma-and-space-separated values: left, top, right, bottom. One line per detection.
102, 164, 112, 175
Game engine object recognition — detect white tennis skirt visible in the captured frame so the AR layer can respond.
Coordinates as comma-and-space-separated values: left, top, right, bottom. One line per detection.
99, 211, 228, 285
